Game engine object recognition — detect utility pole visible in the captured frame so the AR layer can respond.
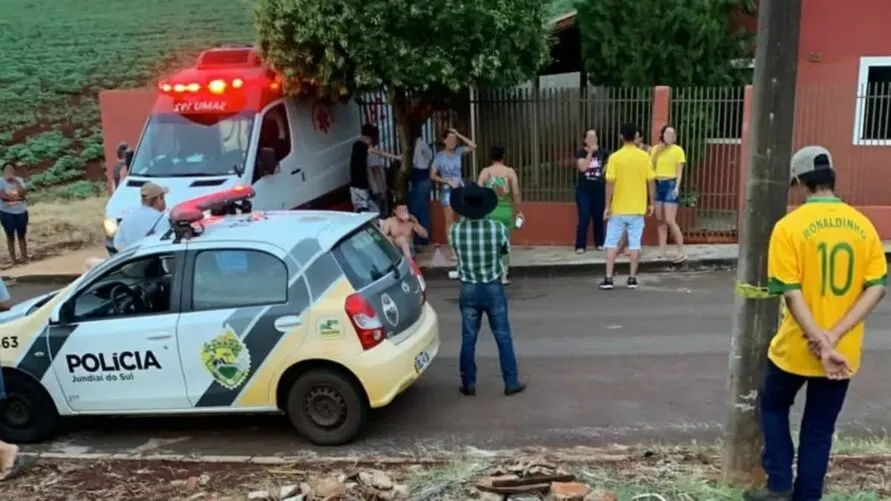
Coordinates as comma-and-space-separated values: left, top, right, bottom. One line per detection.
721, 0, 802, 485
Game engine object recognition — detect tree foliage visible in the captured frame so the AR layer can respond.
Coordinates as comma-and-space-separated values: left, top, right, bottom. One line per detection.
254, 0, 551, 113
575, 0, 753, 87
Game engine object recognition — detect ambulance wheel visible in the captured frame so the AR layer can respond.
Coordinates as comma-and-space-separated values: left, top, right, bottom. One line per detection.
0, 372, 59, 443
286, 368, 368, 446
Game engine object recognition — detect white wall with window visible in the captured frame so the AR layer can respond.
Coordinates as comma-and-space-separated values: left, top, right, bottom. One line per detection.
853, 56, 891, 146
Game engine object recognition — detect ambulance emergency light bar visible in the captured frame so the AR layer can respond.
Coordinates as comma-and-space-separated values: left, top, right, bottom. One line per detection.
158, 77, 280, 95
169, 185, 255, 227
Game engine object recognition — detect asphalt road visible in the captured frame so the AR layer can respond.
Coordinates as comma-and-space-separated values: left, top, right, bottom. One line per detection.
8, 271, 891, 457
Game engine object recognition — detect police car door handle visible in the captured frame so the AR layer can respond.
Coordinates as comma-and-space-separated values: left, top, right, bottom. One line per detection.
290, 168, 302, 175
274, 315, 302, 333
147, 335, 172, 341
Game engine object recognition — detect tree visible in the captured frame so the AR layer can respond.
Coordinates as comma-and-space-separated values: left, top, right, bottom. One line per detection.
254, 0, 551, 193
575, 0, 753, 87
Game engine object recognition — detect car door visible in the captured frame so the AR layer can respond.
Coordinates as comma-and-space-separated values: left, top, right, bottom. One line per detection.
48, 249, 191, 412
251, 101, 297, 210
176, 241, 312, 410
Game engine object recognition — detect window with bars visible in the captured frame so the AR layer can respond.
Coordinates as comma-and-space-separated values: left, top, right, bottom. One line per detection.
854, 57, 891, 146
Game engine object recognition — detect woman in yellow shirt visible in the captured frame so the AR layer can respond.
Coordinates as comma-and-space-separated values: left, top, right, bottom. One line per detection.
650, 125, 686, 262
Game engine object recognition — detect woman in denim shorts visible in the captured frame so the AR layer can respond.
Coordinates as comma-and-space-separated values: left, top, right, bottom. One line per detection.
430, 127, 476, 260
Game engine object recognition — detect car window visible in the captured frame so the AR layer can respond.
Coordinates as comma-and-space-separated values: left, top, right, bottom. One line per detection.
192, 249, 287, 310
71, 254, 174, 322
332, 224, 402, 290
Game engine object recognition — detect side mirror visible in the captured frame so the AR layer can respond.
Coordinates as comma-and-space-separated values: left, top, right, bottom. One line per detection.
258, 147, 278, 176
51, 301, 75, 325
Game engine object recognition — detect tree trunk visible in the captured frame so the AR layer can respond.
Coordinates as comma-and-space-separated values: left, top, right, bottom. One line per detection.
392, 89, 426, 201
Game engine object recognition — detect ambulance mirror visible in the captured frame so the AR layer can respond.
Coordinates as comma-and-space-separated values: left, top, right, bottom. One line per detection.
258, 147, 278, 176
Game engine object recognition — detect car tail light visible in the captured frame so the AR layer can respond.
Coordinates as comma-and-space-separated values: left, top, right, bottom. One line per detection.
408, 258, 427, 304
345, 293, 385, 350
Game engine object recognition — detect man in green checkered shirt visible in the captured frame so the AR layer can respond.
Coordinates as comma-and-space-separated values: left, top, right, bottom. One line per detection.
448, 182, 525, 397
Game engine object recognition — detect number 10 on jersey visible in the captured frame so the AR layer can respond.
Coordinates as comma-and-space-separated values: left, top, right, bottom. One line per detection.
817, 242, 854, 296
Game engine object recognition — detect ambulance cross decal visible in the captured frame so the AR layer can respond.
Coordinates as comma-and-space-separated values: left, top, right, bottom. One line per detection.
313, 103, 332, 134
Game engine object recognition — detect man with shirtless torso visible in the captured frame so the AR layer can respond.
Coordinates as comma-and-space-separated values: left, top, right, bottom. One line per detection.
382, 203, 429, 259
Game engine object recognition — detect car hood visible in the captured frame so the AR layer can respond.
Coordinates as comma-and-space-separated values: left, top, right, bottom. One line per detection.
0, 290, 57, 324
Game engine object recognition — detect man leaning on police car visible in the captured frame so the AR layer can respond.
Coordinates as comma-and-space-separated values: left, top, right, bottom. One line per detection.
113, 182, 171, 252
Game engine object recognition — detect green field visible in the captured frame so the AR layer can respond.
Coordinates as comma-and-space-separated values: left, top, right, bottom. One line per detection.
0, 0, 573, 200
0, 0, 255, 197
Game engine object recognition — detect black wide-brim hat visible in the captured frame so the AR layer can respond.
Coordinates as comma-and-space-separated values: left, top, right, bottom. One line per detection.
449, 182, 498, 220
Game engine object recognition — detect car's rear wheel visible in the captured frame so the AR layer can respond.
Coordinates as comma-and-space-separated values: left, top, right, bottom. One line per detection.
286, 368, 367, 446
0, 372, 59, 443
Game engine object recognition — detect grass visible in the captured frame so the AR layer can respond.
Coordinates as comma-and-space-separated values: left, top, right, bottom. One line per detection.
0, 0, 256, 190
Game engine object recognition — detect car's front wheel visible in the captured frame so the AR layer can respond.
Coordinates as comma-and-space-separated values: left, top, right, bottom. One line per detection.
286, 368, 368, 446
0, 371, 60, 443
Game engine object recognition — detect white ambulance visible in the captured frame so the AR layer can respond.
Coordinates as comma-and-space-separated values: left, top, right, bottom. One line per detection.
103, 47, 363, 253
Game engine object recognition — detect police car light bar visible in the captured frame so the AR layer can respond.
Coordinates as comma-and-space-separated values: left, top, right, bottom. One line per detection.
169, 185, 256, 226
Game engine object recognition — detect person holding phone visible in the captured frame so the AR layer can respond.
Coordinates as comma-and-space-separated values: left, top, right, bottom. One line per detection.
0, 162, 29, 265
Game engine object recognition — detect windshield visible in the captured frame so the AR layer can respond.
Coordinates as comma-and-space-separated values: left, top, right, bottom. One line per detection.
130, 112, 255, 178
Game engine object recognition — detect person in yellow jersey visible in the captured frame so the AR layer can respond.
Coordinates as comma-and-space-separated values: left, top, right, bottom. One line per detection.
744, 146, 887, 501
600, 123, 655, 290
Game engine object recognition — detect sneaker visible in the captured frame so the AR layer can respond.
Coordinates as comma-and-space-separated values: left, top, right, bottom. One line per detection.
459, 385, 476, 396
627, 277, 639, 289
742, 488, 792, 501
599, 277, 614, 290
575, 248, 585, 255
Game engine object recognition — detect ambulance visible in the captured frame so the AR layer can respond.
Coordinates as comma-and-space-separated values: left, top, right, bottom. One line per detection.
103, 46, 363, 254
0, 187, 440, 446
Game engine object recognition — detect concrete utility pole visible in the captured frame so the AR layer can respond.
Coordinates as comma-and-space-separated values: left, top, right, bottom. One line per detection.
720, 0, 802, 485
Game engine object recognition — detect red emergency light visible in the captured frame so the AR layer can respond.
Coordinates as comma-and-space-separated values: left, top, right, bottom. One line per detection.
169, 185, 255, 228
158, 77, 275, 95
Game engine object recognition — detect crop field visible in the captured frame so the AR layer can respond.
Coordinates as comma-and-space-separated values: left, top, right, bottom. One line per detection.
0, 0, 255, 198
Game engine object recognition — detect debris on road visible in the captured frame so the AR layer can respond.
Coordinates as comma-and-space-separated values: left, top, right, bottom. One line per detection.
3, 446, 889, 500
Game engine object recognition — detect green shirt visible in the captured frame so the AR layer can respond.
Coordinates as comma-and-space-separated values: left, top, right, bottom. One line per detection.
449, 218, 509, 283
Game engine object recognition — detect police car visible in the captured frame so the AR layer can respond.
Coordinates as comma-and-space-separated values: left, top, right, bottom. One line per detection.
0, 186, 439, 446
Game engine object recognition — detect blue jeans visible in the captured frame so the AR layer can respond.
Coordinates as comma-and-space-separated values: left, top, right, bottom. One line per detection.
761, 360, 849, 500
575, 183, 605, 249
458, 280, 520, 390
655, 179, 680, 204
408, 173, 431, 246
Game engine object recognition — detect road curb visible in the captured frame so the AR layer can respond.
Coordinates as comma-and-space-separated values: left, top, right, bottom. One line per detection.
19, 450, 891, 465
6, 252, 890, 284
420, 257, 737, 280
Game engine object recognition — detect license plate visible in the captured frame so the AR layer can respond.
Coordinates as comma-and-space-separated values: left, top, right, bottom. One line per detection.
414, 350, 430, 373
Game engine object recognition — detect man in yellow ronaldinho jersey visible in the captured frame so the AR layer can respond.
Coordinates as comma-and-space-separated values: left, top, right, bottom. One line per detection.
744, 146, 887, 501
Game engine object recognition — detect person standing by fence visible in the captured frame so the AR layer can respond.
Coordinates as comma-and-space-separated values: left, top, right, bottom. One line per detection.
409, 131, 434, 249
430, 127, 476, 261
110, 142, 129, 192
600, 123, 655, 290
650, 125, 687, 263
0, 162, 29, 265
478, 145, 523, 285
575, 129, 609, 253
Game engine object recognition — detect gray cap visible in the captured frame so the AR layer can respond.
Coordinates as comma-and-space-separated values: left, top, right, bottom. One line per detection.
790, 145, 833, 182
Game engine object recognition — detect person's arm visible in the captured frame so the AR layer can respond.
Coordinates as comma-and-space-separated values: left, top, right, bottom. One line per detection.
576, 148, 593, 173
828, 234, 888, 345
429, 159, 451, 186
410, 215, 429, 239
450, 129, 477, 152
509, 169, 523, 216
369, 146, 401, 162
477, 167, 489, 186
603, 155, 616, 218
674, 147, 687, 193
766, 223, 828, 348
646, 162, 656, 215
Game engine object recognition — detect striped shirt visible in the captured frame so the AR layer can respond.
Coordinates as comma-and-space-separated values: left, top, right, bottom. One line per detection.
448, 218, 509, 283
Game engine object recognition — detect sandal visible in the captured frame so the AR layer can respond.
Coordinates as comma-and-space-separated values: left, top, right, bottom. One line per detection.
673, 254, 688, 264
0, 456, 35, 482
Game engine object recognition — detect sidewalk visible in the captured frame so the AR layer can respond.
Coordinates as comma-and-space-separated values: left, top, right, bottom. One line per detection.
6, 242, 891, 283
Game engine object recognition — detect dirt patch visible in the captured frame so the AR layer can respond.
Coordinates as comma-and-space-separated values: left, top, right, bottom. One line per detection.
2, 451, 889, 501
0, 196, 106, 269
